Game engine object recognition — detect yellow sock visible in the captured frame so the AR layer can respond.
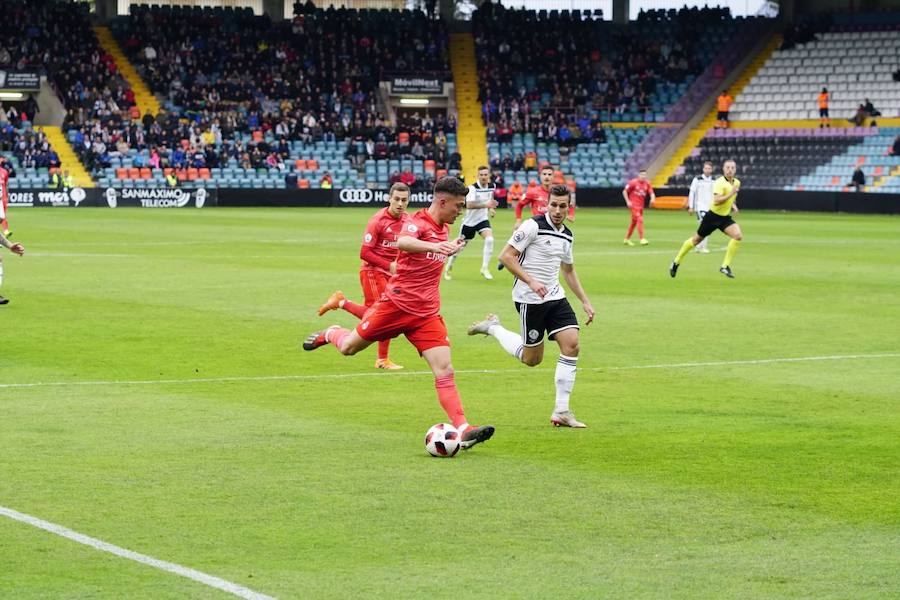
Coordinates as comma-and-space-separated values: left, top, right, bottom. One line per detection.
723, 238, 741, 267
674, 238, 695, 264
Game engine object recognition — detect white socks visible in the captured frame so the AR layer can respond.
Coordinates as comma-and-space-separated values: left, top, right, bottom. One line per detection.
481, 236, 494, 270
554, 355, 578, 412
0, 261, 4, 287
487, 324, 524, 360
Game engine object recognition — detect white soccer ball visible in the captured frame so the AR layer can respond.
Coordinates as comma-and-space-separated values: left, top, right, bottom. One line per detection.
424, 423, 461, 458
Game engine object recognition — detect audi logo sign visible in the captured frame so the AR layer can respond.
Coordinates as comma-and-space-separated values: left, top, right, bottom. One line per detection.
339, 189, 374, 203
339, 188, 434, 204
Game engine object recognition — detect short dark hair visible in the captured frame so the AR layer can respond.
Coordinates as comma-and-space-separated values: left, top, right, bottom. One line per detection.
433, 175, 468, 198
477, 165, 489, 172
549, 184, 570, 199
703, 161, 713, 167
389, 182, 410, 196
541, 164, 555, 173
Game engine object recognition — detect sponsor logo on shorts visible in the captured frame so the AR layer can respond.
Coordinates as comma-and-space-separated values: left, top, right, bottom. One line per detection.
528, 329, 539, 342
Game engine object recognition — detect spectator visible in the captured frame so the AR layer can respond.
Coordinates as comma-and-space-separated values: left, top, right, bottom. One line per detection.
851, 104, 867, 127
849, 167, 865, 191
716, 89, 733, 129
818, 87, 830, 128
863, 98, 881, 118
320, 172, 333, 189
166, 171, 178, 187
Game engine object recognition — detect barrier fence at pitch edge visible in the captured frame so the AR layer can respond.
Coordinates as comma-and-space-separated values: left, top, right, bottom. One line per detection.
6, 187, 900, 214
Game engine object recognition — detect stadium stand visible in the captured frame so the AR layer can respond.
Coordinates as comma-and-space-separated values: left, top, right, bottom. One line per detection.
666, 127, 884, 191
103, 4, 455, 189
730, 29, 900, 121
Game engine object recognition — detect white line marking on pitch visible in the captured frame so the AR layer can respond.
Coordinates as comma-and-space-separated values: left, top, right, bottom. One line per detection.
0, 506, 275, 600
1, 353, 897, 390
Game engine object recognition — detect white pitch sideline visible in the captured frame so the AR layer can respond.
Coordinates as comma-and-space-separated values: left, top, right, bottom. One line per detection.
0, 353, 897, 390
0, 506, 275, 600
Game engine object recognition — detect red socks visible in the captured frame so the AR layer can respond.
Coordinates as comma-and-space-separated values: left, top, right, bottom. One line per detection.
377, 340, 390, 360
342, 299, 367, 319
325, 327, 351, 350
434, 373, 467, 429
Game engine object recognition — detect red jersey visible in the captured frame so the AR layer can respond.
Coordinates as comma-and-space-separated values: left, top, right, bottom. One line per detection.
385, 209, 448, 317
625, 178, 654, 210
515, 184, 576, 219
515, 185, 549, 219
359, 206, 409, 275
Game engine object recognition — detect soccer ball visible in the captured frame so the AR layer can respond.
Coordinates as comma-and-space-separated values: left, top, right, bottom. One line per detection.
424, 423, 460, 458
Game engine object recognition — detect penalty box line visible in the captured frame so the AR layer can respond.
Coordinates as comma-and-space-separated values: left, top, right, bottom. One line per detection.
1, 353, 898, 390
0, 506, 275, 600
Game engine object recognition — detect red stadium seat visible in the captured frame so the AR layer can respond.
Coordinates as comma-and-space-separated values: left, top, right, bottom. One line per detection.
139, 168, 152, 179
307, 159, 319, 171
295, 159, 307, 170
298, 178, 311, 189
424, 160, 436, 174
187, 168, 199, 180
116, 168, 128, 179
198, 168, 211, 180
128, 167, 141, 179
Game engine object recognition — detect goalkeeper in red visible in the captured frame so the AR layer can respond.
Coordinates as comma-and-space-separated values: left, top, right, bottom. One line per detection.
303, 176, 495, 450
317, 183, 410, 370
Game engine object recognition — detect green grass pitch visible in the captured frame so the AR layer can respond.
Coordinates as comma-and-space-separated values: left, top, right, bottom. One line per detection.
1, 206, 898, 599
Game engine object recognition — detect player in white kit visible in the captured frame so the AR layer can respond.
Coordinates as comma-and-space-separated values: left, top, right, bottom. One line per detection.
443, 166, 498, 280
688, 161, 715, 253
466, 185, 595, 428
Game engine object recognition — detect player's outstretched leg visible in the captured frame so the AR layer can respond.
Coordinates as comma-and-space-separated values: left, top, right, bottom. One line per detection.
670, 237, 696, 277
317, 290, 346, 316
302, 325, 344, 351
468, 314, 524, 362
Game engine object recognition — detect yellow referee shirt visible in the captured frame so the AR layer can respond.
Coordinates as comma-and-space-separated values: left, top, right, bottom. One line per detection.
711, 176, 740, 216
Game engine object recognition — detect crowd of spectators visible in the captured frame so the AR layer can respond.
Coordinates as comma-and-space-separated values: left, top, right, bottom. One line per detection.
472, 2, 735, 143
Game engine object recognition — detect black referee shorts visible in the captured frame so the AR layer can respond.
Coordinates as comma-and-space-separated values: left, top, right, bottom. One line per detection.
515, 298, 579, 347
697, 211, 736, 238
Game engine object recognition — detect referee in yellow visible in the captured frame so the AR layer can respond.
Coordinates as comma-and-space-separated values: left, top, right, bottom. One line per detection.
669, 159, 743, 279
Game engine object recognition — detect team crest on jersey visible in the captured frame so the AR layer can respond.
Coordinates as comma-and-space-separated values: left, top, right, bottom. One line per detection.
364, 233, 373, 243
406, 224, 418, 233
513, 231, 525, 242
528, 329, 539, 341
362, 321, 370, 330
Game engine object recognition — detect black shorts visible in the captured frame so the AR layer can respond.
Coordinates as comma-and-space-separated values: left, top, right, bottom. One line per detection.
460, 220, 492, 240
819, 108, 829, 118
515, 298, 579, 347
717, 111, 729, 121
697, 211, 736, 238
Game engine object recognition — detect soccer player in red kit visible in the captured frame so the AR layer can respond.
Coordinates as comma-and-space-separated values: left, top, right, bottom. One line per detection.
622, 168, 655, 246
303, 176, 495, 450
0, 159, 11, 236
317, 183, 410, 370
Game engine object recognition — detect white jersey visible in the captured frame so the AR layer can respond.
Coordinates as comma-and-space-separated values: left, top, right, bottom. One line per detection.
689, 174, 714, 214
461, 182, 496, 227
507, 214, 574, 305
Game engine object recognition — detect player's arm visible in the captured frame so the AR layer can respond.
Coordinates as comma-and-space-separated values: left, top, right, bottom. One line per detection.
499, 244, 548, 298
359, 221, 393, 272
622, 186, 631, 208
713, 181, 739, 205
0, 232, 24, 255
561, 262, 594, 325
648, 186, 656, 206
397, 234, 464, 256
466, 188, 497, 209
